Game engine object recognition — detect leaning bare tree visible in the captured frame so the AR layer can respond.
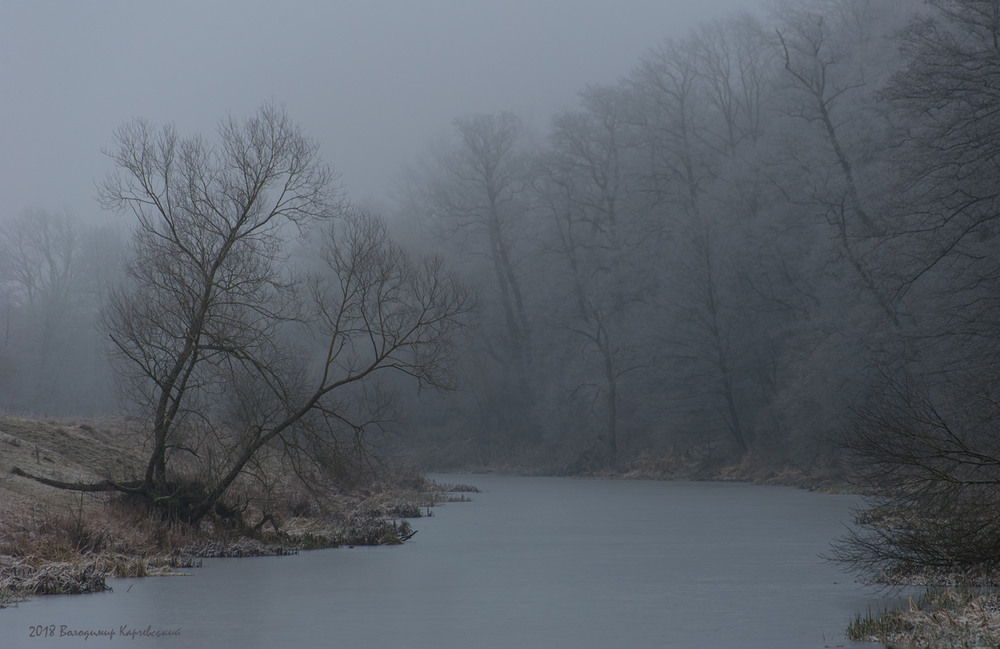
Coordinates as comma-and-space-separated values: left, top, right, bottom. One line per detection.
13, 105, 470, 522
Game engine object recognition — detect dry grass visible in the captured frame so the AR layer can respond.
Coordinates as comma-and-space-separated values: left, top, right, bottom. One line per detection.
848, 588, 1000, 648
0, 485, 212, 604
611, 448, 853, 492
0, 416, 441, 607
0, 416, 144, 477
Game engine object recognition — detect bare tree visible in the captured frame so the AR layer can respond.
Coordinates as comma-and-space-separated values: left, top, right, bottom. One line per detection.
408, 111, 542, 456
832, 0, 1000, 582
629, 40, 756, 454
536, 85, 654, 467
693, 14, 774, 152
14, 105, 470, 522
833, 369, 1000, 579
773, 1, 909, 329
877, 0, 1000, 358
427, 112, 532, 356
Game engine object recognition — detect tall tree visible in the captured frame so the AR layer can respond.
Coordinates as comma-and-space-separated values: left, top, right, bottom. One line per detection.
433, 112, 531, 356
537, 84, 654, 466
411, 111, 541, 455
879, 0, 1000, 369
629, 38, 756, 454
773, 0, 911, 329
14, 106, 470, 522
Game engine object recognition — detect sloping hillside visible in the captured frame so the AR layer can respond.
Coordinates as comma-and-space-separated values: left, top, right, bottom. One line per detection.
0, 416, 438, 606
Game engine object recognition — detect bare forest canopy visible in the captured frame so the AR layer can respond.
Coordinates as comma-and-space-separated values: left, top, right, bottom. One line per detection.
2, 0, 998, 479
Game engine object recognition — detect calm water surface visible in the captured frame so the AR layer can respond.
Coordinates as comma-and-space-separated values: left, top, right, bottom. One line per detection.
1, 475, 887, 648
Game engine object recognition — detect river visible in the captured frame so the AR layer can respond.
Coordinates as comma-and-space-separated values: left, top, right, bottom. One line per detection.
1, 475, 887, 648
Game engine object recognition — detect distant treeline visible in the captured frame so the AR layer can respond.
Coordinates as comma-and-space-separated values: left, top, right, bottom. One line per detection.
389, 0, 1000, 471
4, 0, 998, 478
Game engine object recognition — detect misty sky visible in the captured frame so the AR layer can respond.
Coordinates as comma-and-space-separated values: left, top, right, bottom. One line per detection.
2, 0, 757, 218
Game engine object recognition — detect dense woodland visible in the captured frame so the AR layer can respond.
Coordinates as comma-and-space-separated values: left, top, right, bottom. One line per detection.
2, 0, 999, 493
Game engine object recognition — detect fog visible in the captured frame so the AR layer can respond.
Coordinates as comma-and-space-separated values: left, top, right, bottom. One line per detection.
1, 0, 753, 215
4, 0, 999, 482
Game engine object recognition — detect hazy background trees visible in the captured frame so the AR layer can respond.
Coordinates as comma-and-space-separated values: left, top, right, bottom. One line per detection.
5, 0, 997, 495
400, 112, 544, 463
393, 0, 979, 475
0, 209, 123, 415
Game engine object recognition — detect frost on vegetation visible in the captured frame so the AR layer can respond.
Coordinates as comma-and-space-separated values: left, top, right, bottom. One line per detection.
849, 588, 1000, 649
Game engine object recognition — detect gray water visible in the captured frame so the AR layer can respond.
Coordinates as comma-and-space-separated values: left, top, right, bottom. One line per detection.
0, 475, 887, 648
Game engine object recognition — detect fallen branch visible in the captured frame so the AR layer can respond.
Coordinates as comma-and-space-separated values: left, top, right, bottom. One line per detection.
10, 466, 140, 493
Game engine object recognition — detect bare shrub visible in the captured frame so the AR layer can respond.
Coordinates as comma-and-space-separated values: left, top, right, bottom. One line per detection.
833, 370, 1000, 582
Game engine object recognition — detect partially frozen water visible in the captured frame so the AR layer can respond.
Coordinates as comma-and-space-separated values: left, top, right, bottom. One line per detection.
1, 475, 888, 648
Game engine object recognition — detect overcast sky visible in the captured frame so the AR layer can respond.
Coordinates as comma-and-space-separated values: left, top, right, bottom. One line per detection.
1, 0, 758, 218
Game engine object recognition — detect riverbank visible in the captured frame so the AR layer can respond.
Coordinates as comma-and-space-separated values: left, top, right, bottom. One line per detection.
0, 416, 461, 608
440, 446, 854, 492
6, 416, 994, 647
0, 474, 875, 648
848, 587, 1000, 648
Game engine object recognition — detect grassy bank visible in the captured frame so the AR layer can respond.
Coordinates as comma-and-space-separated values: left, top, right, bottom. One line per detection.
0, 416, 459, 607
12, 416, 991, 647
848, 587, 1000, 648
432, 445, 854, 493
